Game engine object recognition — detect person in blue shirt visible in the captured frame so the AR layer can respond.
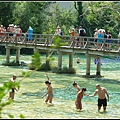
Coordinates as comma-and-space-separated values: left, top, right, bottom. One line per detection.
27, 26, 33, 42
97, 30, 103, 50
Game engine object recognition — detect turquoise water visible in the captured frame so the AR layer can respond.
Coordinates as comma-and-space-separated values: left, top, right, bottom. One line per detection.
0, 53, 120, 107
39, 53, 120, 106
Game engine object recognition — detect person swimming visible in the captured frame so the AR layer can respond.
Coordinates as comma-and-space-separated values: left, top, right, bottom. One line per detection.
76, 56, 80, 64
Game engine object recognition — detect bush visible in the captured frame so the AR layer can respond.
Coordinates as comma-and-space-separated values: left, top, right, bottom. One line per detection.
51, 66, 76, 74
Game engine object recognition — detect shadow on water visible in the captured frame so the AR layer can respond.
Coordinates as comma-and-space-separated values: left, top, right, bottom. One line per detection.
86, 77, 120, 85
54, 73, 120, 86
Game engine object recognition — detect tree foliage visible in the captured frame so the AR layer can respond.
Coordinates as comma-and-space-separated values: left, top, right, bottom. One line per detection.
12, 2, 51, 33
84, 2, 120, 37
0, 2, 15, 27
0, 1, 120, 54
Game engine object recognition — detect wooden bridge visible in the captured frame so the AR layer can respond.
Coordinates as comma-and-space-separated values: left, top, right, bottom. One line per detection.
0, 32, 120, 76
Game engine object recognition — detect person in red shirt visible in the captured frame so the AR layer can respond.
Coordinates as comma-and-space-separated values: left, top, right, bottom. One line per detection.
69, 28, 75, 47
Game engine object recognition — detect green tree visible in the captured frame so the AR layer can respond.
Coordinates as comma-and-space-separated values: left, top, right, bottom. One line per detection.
85, 1, 120, 37
43, 2, 77, 35
74, 1, 83, 26
0, 2, 15, 27
0, 80, 25, 118
12, 2, 52, 33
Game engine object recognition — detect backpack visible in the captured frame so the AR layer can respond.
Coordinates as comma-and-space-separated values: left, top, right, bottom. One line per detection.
80, 29, 86, 36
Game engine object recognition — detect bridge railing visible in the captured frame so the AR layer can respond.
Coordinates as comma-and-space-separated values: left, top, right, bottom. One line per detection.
0, 32, 119, 52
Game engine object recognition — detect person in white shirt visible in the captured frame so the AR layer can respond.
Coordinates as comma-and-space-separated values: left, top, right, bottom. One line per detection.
118, 29, 120, 52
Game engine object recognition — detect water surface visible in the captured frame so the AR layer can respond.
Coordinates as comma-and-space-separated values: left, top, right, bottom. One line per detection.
0, 54, 120, 119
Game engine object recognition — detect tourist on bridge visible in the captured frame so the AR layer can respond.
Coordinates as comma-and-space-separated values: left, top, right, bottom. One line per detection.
26, 26, 33, 42
69, 27, 75, 47
7, 24, 15, 42
118, 29, 120, 52
54, 25, 63, 36
16, 25, 22, 40
78, 26, 86, 48
97, 29, 103, 50
102, 30, 107, 50
75, 29, 80, 47
94, 28, 98, 48
106, 31, 112, 51
0, 25, 6, 39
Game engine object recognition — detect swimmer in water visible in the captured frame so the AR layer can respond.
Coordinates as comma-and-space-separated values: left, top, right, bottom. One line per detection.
76, 56, 80, 64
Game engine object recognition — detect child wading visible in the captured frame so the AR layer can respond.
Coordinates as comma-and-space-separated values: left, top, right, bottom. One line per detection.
42, 74, 53, 105
75, 88, 89, 111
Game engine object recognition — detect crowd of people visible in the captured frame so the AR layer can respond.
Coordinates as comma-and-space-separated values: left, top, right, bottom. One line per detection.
0, 24, 33, 42
0, 24, 120, 51
41, 77, 110, 112
72, 81, 109, 112
9, 73, 109, 112
53, 25, 120, 52
0, 24, 22, 41
93, 28, 112, 51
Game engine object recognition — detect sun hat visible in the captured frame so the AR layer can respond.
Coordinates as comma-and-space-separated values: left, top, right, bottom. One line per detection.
14, 25, 17, 27
9, 24, 14, 27
57, 25, 60, 29
94, 28, 98, 31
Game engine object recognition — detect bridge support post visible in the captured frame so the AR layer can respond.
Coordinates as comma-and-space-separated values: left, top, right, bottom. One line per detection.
46, 51, 50, 66
16, 48, 20, 64
6, 47, 10, 63
96, 56, 101, 75
69, 53, 73, 68
86, 53, 91, 75
58, 51, 62, 70
34, 48, 39, 53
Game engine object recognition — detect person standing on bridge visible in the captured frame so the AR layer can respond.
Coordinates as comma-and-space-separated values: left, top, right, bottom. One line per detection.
118, 29, 120, 52
26, 26, 33, 42
69, 28, 75, 47
94, 28, 98, 48
97, 30, 103, 50
78, 26, 86, 48
54, 25, 63, 36
106, 31, 112, 51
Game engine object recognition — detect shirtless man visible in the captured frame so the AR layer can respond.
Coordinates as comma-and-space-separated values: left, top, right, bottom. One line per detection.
88, 84, 109, 111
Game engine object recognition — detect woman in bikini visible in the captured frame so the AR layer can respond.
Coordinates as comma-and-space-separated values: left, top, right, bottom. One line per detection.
42, 74, 53, 104
75, 88, 88, 111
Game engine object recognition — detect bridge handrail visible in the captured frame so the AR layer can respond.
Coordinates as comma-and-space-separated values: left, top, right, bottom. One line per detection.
0, 32, 119, 52
0, 31, 119, 40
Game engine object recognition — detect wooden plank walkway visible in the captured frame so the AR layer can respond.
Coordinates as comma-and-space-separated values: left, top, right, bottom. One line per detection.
0, 32, 120, 57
